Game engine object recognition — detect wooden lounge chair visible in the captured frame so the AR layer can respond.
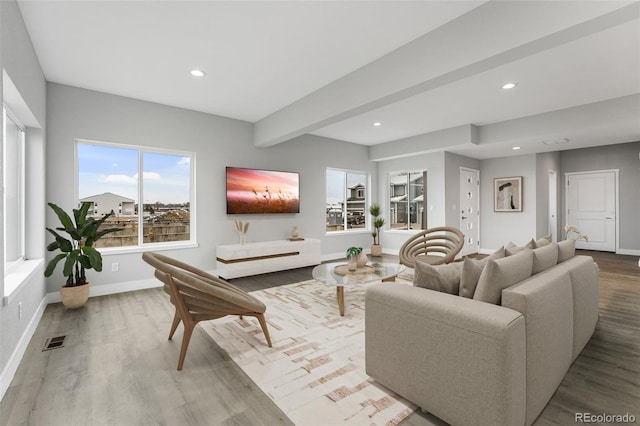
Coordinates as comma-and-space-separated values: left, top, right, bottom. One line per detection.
399, 226, 465, 268
142, 252, 272, 370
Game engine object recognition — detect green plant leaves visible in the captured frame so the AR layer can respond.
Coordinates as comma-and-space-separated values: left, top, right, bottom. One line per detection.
74, 202, 91, 227
44, 253, 68, 277
63, 249, 81, 277
346, 246, 363, 259
82, 246, 102, 271
46, 203, 122, 285
48, 203, 74, 229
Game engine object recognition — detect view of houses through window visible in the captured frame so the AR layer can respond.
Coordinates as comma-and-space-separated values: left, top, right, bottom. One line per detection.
389, 171, 426, 230
3, 107, 25, 271
77, 141, 193, 248
326, 168, 368, 232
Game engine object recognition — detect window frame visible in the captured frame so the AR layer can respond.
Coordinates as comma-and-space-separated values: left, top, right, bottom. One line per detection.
75, 139, 197, 254
387, 169, 427, 232
3, 106, 26, 273
325, 167, 370, 235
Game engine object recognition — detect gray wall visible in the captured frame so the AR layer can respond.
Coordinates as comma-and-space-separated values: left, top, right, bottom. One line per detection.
1, 0, 47, 389
46, 83, 376, 293
479, 154, 538, 251
560, 141, 640, 252
535, 152, 561, 240
444, 152, 481, 229
376, 151, 446, 252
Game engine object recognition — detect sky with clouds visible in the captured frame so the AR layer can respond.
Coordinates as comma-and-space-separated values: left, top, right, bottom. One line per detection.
78, 143, 191, 204
326, 169, 367, 206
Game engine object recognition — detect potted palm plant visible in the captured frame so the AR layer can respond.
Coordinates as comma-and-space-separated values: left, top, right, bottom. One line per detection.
44, 202, 122, 309
369, 204, 386, 257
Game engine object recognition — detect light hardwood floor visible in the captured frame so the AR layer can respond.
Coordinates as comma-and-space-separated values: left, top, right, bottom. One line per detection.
1, 251, 638, 425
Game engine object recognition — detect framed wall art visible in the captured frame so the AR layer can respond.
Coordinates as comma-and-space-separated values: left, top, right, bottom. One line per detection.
494, 176, 522, 212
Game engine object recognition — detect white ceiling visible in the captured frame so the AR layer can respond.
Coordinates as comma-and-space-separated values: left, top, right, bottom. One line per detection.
17, 0, 640, 159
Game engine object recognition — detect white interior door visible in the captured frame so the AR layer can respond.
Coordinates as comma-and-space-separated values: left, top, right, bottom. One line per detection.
460, 168, 480, 257
566, 171, 616, 251
549, 171, 558, 242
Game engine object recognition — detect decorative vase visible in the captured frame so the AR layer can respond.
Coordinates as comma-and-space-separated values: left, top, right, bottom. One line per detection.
371, 244, 382, 257
60, 283, 90, 309
348, 259, 357, 271
291, 226, 299, 238
356, 252, 368, 268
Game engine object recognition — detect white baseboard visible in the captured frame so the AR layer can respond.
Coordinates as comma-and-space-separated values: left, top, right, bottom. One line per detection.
322, 252, 346, 262
46, 277, 163, 304
617, 248, 640, 257
0, 296, 47, 401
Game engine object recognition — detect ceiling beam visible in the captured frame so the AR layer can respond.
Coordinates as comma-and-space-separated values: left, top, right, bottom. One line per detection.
253, 1, 638, 148
369, 124, 479, 162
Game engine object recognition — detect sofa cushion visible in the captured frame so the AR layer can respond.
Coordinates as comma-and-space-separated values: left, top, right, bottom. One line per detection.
486, 245, 507, 262
534, 234, 552, 248
458, 246, 505, 298
413, 260, 462, 294
532, 242, 559, 275
505, 239, 535, 256
557, 239, 576, 263
474, 250, 534, 304
459, 258, 484, 298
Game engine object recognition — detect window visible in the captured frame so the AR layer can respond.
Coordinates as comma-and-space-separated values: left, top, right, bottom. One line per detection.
388, 171, 426, 230
326, 168, 368, 232
77, 140, 194, 249
3, 107, 25, 271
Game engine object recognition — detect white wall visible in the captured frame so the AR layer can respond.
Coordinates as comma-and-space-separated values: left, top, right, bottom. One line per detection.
479, 154, 538, 251
46, 83, 377, 294
1, 0, 47, 397
444, 152, 481, 229
560, 141, 640, 253
376, 151, 446, 253
535, 152, 561, 239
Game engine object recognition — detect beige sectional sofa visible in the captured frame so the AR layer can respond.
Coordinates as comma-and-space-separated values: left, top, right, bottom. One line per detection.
365, 241, 599, 426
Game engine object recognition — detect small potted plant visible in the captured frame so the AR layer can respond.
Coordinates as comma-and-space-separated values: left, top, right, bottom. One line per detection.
369, 204, 386, 257
346, 246, 367, 270
44, 202, 122, 309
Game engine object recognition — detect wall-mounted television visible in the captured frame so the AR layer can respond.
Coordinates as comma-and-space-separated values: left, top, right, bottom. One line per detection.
226, 167, 300, 214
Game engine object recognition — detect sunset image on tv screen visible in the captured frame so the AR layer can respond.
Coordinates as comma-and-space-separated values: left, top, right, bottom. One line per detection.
226, 168, 300, 214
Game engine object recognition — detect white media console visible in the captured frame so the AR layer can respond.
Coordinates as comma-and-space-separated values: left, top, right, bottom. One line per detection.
216, 238, 321, 279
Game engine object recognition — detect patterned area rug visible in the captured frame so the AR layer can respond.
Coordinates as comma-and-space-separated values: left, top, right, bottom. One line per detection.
201, 276, 417, 426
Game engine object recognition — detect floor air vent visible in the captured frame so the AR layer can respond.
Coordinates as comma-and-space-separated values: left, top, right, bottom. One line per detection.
43, 336, 66, 351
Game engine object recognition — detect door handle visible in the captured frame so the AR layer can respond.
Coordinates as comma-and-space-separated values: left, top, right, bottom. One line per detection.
605, 217, 613, 220
461, 216, 468, 220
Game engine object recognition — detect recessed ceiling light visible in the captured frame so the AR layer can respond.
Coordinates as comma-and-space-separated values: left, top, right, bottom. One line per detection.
502, 82, 518, 90
190, 69, 205, 78
373, 122, 382, 127
512, 146, 521, 150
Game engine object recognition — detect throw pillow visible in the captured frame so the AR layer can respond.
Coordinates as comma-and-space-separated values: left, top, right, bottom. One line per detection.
534, 234, 552, 248
413, 260, 462, 294
557, 239, 576, 263
532, 242, 559, 274
473, 249, 534, 305
484, 245, 506, 262
505, 239, 535, 256
459, 257, 484, 298
458, 246, 505, 298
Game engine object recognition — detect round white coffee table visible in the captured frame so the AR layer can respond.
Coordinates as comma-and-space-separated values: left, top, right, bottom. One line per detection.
312, 262, 406, 316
